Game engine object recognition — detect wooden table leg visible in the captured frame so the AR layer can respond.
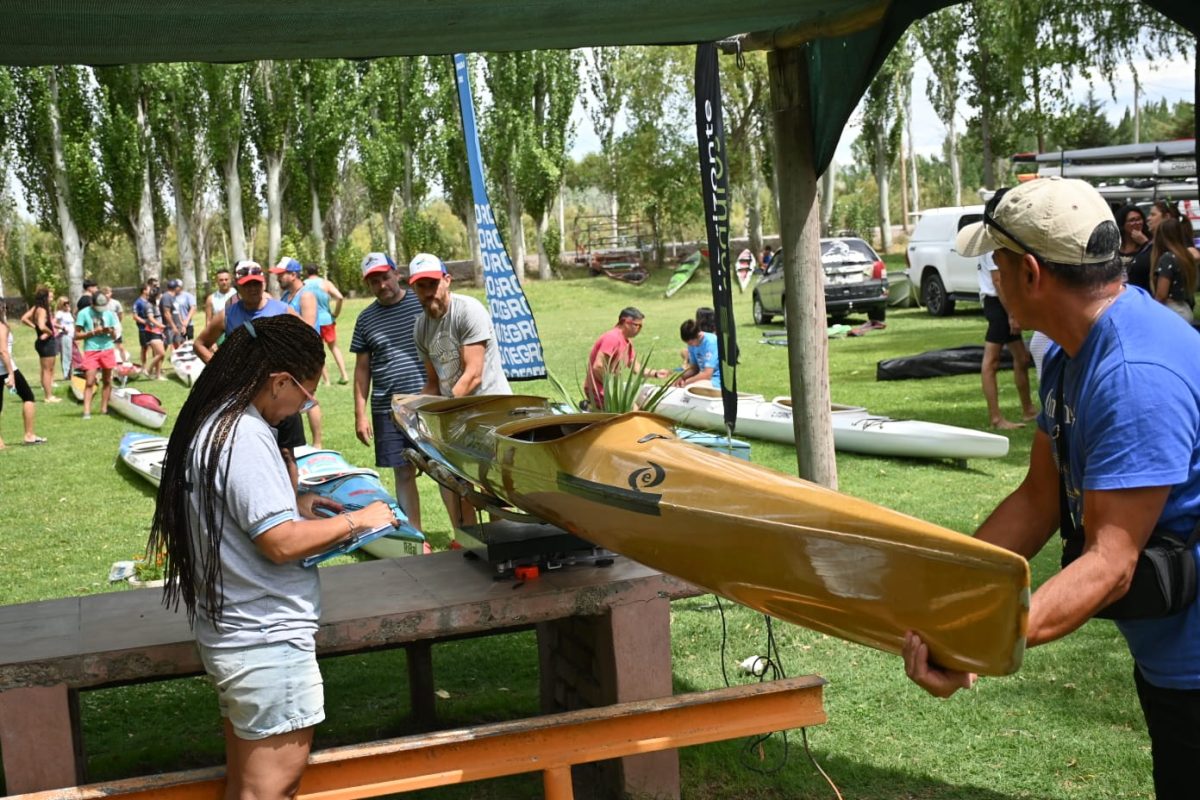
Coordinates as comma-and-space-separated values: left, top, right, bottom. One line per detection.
538, 596, 679, 800
0, 684, 84, 792
406, 642, 436, 728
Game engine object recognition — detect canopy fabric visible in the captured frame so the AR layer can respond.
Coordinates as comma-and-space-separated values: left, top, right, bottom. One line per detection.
1, 0, 1196, 175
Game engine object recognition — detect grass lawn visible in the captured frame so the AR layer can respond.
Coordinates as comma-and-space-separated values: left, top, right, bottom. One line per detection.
0, 265, 1151, 798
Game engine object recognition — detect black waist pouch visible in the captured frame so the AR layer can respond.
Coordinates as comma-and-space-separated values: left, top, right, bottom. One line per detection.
1062, 530, 1199, 620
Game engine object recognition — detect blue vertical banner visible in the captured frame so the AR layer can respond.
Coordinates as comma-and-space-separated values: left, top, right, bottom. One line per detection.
453, 53, 547, 381
694, 43, 739, 431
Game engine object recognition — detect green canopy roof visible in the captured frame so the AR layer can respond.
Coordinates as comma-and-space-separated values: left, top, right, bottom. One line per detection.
2, 0, 1196, 173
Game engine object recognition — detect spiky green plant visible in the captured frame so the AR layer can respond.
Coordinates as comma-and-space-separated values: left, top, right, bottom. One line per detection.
599, 346, 677, 413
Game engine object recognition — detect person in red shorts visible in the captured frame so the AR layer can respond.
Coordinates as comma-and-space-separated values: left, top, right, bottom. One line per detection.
74, 292, 119, 419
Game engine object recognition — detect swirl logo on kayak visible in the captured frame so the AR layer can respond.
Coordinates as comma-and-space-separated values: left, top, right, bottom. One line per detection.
628, 462, 666, 491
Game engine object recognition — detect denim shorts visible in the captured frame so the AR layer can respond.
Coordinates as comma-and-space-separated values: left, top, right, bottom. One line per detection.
198, 640, 325, 740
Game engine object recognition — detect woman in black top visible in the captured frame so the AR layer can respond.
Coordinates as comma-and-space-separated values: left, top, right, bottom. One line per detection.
1151, 217, 1197, 322
1116, 204, 1151, 289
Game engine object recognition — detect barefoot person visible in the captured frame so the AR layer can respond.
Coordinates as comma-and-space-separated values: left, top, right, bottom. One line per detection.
0, 304, 47, 448
979, 252, 1036, 429
149, 314, 396, 800
19, 285, 61, 402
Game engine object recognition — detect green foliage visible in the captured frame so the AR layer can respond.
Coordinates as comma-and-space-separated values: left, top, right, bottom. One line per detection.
399, 207, 449, 260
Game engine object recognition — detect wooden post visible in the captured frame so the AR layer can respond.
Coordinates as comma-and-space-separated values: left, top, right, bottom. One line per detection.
767, 45, 838, 490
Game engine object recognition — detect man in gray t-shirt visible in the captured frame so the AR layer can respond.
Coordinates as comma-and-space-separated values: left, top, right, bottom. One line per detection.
409, 252, 511, 398
408, 252, 510, 529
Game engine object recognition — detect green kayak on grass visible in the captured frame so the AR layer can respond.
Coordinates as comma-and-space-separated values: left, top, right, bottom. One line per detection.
664, 250, 706, 298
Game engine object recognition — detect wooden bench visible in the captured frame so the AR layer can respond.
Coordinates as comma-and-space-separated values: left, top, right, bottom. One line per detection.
5, 676, 827, 800
0, 550, 697, 796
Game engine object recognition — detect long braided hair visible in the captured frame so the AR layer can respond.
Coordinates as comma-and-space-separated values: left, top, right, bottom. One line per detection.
148, 314, 325, 626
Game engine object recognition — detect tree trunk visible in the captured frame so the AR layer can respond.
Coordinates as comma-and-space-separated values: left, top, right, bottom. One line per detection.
945, 82, 962, 207
536, 210, 551, 279
557, 187, 566, 263
173, 176, 197, 292
133, 95, 161, 281
265, 153, 284, 273
875, 131, 892, 253
746, 141, 764, 258
384, 193, 398, 264
820, 161, 835, 237
768, 46, 837, 489
898, 133, 910, 233
47, 70, 85, 303
907, 106, 919, 218
463, 196, 482, 285
1032, 69, 1045, 154
223, 144, 247, 263
506, 179, 526, 283
310, 181, 326, 264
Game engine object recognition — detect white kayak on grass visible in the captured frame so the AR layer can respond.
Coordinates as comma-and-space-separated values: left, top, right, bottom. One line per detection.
171, 343, 204, 386
117, 431, 168, 487
650, 384, 1008, 461
70, 374, 167, 429
735, 248, 757, 292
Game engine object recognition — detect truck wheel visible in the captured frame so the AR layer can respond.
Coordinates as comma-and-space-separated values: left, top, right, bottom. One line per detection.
752, 294, 772, 325
921, 274, 955, 317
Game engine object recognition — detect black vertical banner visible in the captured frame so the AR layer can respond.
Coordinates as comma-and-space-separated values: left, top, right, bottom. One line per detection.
694, 43, 739, 432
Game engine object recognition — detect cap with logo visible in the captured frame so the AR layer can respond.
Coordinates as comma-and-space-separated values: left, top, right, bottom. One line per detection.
360, 252, 396, 278
270, 257, 302, 274
956, 177, 1119, 266
234, 260, 266, 285
407, 252, 448, 285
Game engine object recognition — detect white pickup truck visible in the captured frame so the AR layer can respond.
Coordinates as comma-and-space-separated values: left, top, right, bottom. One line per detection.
905, 205, 985, 316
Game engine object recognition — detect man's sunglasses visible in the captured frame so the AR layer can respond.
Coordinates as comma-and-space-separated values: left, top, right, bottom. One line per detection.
984, 188, 1046, 264
235, 265, 264, 278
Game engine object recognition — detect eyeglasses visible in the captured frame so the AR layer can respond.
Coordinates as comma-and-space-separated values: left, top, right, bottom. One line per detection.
235, 265, 264, 278
280, 372, 318, 412
984, 188, 1046, 264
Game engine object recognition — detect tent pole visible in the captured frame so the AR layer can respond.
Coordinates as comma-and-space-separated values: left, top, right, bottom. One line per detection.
767, 45, 837, 490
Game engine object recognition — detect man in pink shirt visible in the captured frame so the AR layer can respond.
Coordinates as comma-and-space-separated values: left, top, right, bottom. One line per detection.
584, 307, 670, 410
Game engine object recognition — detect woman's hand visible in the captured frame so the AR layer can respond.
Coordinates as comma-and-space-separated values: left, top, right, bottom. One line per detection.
297, 493, 342, 519
354, 500, 399, 532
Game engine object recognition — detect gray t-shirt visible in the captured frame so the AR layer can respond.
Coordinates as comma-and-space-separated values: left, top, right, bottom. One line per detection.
414, 293, 511, 397
187, 405, 320, 650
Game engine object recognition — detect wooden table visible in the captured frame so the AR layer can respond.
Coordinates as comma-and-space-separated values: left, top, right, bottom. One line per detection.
0, 551, 696, 796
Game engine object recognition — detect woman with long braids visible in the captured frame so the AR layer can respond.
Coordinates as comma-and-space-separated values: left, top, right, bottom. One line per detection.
18, 285, 61, 402
148, 314, 395, 798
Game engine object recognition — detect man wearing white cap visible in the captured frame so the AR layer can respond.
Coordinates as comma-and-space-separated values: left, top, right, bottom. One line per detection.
410, 253, 510, 399
410, 252, 510, 528
903, 178, 1200, 799
350, 252, 427, 529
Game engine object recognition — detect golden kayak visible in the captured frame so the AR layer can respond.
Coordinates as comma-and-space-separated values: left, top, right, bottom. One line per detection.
393, 393, 1029, 676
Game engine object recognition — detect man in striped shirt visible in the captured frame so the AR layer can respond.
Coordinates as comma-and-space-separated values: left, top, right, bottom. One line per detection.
351, 253, 428, 530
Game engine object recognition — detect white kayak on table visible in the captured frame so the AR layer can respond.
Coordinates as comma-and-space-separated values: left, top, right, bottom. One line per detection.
650, 384, 1009, 461
117, 431, 168, 487
171, 343, 204, 386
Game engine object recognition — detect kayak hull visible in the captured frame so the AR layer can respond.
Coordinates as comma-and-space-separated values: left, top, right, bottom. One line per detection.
117, 432, 168, 487
392, 393, 1028, 676
653, 385, 1009, 460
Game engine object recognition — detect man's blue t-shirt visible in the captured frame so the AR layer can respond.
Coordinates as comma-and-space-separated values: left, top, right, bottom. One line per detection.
687, 331, 721, 387
1038, 286, 1200, 690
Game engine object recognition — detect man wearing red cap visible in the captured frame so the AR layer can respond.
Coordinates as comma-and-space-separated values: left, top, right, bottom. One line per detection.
350, 252, 427, 529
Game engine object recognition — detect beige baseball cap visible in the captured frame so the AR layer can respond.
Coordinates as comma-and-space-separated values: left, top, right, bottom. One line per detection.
956, 177, 1118, 265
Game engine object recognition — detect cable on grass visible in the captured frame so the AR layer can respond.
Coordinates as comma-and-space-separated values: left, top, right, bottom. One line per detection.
713, 602, 843, 797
